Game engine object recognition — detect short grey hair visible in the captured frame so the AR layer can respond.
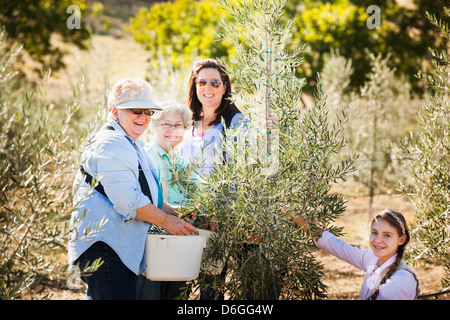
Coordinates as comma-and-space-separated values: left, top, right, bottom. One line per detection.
150, 100, 193, 128
107, 78, 154, 111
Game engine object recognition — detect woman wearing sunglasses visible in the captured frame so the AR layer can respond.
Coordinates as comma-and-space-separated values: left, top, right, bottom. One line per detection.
179, 59, 280, 300
178, 59, 247, 300
179, 58, 248, 178
69, 78, 197, 300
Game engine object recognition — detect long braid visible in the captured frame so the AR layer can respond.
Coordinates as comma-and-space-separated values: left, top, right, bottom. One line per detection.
366, 209, 412, 300
367, 242, 404, 300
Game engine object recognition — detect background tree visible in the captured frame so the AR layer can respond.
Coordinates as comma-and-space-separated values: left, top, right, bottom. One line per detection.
128, 0, 234, 71
319, 49, 421, 228
400, 9, 450, 290
0, 0, 93, 72
351, 53, 412, 224
284, 0, 372, 92
0, 30, 102, 299
285, 0, 450, 93
128, 0, 450, 94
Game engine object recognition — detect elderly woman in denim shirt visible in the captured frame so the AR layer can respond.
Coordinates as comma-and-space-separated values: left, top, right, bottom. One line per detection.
68, 78, 197, 300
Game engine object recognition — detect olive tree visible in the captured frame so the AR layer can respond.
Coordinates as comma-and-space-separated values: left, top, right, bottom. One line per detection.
183, 0, 356, 300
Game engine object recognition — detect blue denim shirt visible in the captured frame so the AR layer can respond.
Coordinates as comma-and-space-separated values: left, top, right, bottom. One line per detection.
68, 119, 163, 275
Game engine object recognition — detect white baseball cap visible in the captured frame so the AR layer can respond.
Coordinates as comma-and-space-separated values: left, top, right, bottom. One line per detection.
115, 99, 163, 110
108, 78, 164, 110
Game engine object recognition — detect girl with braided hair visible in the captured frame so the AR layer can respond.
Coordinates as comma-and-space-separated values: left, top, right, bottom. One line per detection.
295, 209, 419, 300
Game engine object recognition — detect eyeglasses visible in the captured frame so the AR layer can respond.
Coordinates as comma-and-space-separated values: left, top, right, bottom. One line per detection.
159, 123, 185, 130
196, 79, 223, 89
126, 108, 155, 116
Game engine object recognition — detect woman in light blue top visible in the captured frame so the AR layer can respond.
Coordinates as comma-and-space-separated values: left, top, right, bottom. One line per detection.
137, 100, 198, 300
69, 78, 197, 300
178, 59, 279, 300
178, 59, 252, 300
179, 59, 249, 179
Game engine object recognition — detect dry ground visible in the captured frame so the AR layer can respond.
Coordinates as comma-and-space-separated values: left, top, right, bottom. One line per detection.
32, 193, 448, 300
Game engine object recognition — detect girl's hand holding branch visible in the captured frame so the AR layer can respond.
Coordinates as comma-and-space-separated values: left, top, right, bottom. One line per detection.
294, 215, 325, 240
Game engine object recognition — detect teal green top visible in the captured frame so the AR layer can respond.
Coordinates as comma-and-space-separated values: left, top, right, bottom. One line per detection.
145, 141, 197, 207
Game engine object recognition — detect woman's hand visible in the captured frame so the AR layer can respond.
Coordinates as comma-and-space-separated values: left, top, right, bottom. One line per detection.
161, 213, 199, 236
160, 203, 198, 235
165, 204, 197, 223
294, 215, 308, 229
267, 113, 279, 130
294, 215, 325, 240
136, 203, 198, 235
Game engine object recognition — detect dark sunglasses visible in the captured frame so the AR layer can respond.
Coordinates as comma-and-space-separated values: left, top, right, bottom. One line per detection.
126, 108, 155, 116
196, 79, 223, 89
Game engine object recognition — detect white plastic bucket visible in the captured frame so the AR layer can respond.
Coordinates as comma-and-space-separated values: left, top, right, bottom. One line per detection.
198, 229, 227, 275
145, 234, 206, 281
